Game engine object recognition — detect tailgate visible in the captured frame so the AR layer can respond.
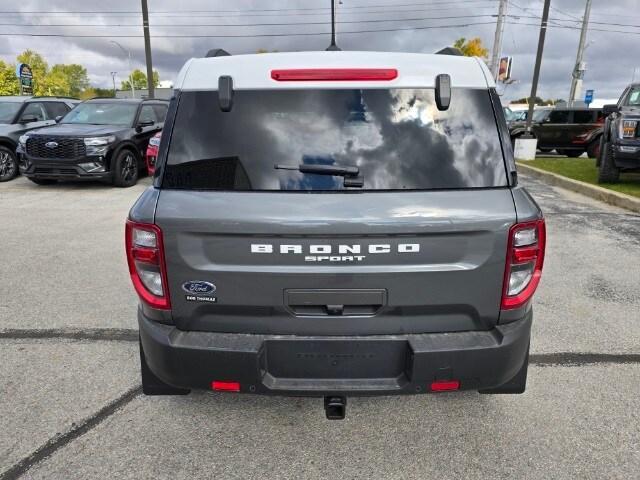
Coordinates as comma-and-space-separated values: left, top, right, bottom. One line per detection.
155, 189, 515, 335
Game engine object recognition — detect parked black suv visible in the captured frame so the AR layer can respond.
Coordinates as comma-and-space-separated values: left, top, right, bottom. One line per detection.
19, 98, 168, 187
509, 107, 604, 157
597, 84, 640, 183
0, 96, 79, 182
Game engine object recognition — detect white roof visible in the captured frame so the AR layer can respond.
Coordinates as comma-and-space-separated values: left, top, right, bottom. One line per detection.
175, 51, 494, 91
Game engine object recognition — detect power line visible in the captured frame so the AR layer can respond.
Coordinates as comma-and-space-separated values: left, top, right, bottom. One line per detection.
0, 0, 498, 15
4, 14, 640, 31
0, 21, 501, 38
0, 2, 500, 19
2, 19, 640, 39
0, 14, 505, 28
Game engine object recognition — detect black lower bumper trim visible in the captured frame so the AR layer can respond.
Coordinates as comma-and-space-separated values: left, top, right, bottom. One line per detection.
139, 310, 532, 396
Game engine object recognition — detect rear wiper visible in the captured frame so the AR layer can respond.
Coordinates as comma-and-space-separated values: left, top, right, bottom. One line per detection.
275, 163, 359, 176
275, 163, 363, 188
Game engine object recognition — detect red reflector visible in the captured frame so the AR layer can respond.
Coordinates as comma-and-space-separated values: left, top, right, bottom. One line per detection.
512, 245, 538, 263
211, 381, 240, 392
271, 68, 398, 82
132, 247, 158, 264
430, 380, 460, 392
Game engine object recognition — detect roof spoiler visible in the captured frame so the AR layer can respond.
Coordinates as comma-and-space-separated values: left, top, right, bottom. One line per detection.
205, 49, 231, 58
435, 47, 463, 56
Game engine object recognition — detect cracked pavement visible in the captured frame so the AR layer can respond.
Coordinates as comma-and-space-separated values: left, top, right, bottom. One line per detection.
0, 174, 638, 479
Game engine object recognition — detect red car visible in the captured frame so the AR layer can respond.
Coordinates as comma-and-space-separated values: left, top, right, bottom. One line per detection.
145, 131, 162, 175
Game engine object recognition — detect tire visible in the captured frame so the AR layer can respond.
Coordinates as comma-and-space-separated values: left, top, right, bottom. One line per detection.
140, 339, 190, 396
112, 149, 139, 187
28, 177, 58, 185
0, 146, 18, 182
597, 142, 620, 183
538, 148, 552, 153
479, 344, 529, 394
595, 136, 605, 167
587, 137, 602, 159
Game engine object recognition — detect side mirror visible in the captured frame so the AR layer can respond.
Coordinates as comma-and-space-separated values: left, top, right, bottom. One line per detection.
602, 104, 618, 116
20, 114, 39, 124
435, 74, 451, 111
136, 120, 154, 132
55, 115, 63, 123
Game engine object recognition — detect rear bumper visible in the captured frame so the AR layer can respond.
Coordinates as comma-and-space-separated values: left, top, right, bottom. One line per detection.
139, 310, 532, 396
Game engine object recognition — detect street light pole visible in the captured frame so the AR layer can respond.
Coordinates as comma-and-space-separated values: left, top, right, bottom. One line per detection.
111, 40, 135, 99
110, 71, 117, 97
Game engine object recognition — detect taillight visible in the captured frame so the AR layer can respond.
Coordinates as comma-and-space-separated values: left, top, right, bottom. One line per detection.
125, 220, 171, 310
501, 219, 546, 310
271, 68, 398, 82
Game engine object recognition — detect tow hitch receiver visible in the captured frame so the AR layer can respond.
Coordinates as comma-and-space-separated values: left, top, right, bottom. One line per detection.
324, 396, 347, 420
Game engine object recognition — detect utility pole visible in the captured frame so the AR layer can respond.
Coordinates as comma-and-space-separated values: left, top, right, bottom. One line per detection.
525, 0, 551, 134
568, 0, 592, 106
141, 0, 155, 98
490, 0, 508, 80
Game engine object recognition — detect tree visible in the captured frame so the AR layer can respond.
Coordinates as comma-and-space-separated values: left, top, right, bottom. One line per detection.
121, 69, 159, 91
79, 87, 115, 100
0, 61, 19, 95
50, 64, 89, 97
7, 50, 89, 97
453, 37, 489, 59
512, 97, 565, 106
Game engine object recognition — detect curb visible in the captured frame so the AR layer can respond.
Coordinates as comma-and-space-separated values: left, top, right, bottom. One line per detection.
516, 162, 640, 214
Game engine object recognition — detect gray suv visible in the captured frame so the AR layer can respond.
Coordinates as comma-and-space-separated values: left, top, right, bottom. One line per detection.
127, 51, 545, 419
0, 96, 79, 182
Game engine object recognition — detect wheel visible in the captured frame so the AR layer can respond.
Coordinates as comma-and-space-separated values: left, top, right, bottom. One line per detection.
0, 146, 18, 182
587, 137, 602, 159
112, 149, 139, 187
28, 177, 57, 185
140, 339, 190, 396
479, 344, 529, 394
597, 142, 620, 183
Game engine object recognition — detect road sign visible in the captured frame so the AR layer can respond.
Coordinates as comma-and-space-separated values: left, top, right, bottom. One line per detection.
15, 63, 33, 95
584, 89, 594, 105
498, 56, 513, 83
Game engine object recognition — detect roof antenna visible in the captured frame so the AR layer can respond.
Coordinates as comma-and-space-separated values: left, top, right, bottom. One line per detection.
326, 0, 341, 51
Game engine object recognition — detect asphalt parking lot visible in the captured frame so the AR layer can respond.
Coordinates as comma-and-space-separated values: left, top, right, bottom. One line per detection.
1, 174, 639, 479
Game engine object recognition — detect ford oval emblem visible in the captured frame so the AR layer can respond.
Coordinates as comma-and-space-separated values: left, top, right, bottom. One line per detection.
45, 141, 59, 148
182, 281, 216, 295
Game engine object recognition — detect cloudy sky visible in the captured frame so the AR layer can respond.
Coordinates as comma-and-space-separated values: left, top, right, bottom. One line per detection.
1, 0, 639, 103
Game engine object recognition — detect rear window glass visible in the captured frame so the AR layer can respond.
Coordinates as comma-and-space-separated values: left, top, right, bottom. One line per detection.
163, 89, 507, 191
572, 110, 594, 123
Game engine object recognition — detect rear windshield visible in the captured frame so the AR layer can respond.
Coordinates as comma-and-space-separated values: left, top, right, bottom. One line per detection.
163, 89, 507, 191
